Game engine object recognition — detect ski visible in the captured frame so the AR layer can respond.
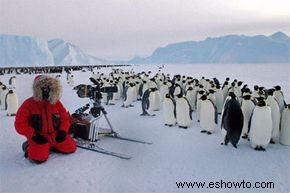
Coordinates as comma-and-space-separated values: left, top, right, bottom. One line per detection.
104, 134, 153, 145
76, 140, 132, 160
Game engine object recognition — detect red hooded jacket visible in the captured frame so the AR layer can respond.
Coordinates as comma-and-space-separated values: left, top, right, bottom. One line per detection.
15, 75, 71, 144
15, 97, 70, 144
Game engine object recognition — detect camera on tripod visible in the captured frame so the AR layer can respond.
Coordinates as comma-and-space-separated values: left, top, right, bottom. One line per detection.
70, 77, 118, 141
74, 77, 118, 102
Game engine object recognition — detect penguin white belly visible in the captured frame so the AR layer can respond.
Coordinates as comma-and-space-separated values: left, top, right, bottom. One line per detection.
196, 98, 202, 121
132, 86, 138, 102
160, 86, 169, 102
10, 78, 16, 88
249, 107, 272, 148
148, 91, 161, 112
124, 87, 134, 107
163, 99, 176, 125
0, 90, 9, 110
274, 92, 285, 113
280, 109, 290, 145
241, 101, 255, 136
7, 93, 18, 116
176, 98, 191, 127
69, 76, 74, 87
215, 90, 224, 114
186, 91, 196, 111
266, 97, 281, 142
200, 100, 216, 132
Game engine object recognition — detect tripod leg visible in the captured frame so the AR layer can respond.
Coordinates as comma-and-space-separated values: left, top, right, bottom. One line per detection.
89, 118, 100, 142
102, 109, 117, 135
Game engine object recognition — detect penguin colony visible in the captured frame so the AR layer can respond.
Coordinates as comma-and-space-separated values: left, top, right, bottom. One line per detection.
1, 66, 290, 151
72, 67, 289, 151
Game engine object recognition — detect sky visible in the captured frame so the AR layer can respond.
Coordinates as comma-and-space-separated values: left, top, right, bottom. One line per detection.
0, 0, 290, 60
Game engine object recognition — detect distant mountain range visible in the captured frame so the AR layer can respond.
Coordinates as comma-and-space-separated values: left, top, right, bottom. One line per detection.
124, 32, 290, 64
0, 32, 290, 66
0, 34, 106, 66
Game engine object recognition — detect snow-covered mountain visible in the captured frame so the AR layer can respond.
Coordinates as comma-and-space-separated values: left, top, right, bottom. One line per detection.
127, 32, 290, 64
48, 39, 106, 65
0, 34, 55, 66
0, 34, 106, 66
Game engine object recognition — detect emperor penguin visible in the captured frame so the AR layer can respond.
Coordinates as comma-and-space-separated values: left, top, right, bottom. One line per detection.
6, 90, 18, 116
0, 83, 5, 105
68, 74, 75, 87
249, 98, 273, 151
185, 86, 196, 111
175, 91, 192, 129
196, 90, 206, 122
199, 95, 218, 135
273, 85, 286, 113
222, 81, 229, 102
252, 85, 260, 99
163, 94, 176, 127
280, 104, 290, 146
160, 82, 169, 102
147, 87, 161, 113
0, 86, 9, 110
241, 92, 256, 139
221, 92, 244, 148
9, 76, 16, 89
123, 83, 135, 108
208, 89, 217, 107
140, 82, 159, 116
215, 85, 224, 114
266, 89, 281, 144
173, 84, 183, 99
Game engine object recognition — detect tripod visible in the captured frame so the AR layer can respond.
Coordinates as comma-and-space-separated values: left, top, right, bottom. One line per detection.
75, 99, 117, 143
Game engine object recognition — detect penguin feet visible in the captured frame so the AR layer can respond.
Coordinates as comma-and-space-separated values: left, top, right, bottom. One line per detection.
270, 140, 275, 144
7, 113, 16, 116
221, 142, 228, 146
200, 130, 207, 133
206, 131, 212, 135
22, 141, 28, 158
254, 146, 266, 151
260, 147, 266, 151
232, 144, 237, 148
241, 134, 248, 139
179, 126, 188, 129
140, 113, 150, 116
129, 104, 134, 107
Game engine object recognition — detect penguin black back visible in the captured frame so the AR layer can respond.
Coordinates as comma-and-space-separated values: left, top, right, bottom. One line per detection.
221, 97, 244, 148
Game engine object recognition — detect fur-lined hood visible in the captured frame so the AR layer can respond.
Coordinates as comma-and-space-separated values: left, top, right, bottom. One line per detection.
33, 75, 62, 104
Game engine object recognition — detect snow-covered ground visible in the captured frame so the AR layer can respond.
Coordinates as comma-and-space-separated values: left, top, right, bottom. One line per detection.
1, 63, 290, 193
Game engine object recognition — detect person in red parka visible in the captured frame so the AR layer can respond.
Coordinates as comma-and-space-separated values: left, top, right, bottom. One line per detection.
15, 75, 76, 163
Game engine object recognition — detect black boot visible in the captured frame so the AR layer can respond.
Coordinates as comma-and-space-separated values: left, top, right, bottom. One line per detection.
22, 141, 28, 158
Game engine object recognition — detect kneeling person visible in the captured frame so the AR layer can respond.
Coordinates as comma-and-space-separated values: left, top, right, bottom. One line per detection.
15, 75, 76, 163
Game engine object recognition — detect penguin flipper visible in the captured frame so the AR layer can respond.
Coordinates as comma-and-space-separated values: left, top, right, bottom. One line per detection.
221, 105, 228, 130
247, 111, 254, 134
185, 97, 192, 120
139, 84, 144, 97
214, 103, 218, 124
232, 143, 237, 148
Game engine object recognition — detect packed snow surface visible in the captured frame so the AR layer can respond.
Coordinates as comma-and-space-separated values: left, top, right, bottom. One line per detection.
1, 63, 290, 193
